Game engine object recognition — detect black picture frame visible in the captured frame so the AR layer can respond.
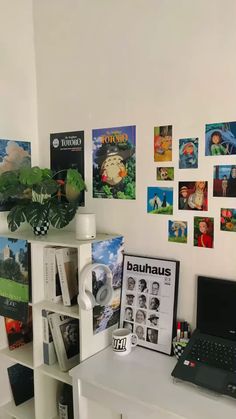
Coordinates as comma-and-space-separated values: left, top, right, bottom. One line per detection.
120, 254, 179, 355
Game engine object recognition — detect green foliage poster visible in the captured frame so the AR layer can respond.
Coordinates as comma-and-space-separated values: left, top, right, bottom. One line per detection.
0, 237, 30, 321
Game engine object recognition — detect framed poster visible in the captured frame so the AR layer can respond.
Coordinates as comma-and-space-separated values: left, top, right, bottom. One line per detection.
120, 254, 179, 355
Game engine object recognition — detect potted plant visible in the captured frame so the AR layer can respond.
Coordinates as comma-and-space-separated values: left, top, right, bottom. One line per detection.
0, 166, 86, 234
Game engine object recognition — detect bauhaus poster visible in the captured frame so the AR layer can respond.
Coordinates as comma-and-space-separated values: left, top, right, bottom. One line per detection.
120, 254, 179, 355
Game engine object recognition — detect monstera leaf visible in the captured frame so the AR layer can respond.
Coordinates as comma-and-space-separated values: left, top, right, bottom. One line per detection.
25, 202, 50, 227
49, 199, 77, 229
7, 204, 28, 232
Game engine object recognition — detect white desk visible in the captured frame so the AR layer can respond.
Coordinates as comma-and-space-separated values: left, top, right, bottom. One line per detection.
70, 346, 236, 419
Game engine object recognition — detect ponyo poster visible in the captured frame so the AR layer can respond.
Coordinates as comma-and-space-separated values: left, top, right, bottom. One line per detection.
92, 125, 136, 199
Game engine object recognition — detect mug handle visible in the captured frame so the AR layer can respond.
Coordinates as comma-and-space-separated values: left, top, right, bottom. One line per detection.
131, 333, 138, 347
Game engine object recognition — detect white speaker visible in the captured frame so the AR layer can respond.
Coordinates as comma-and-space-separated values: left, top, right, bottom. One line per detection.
75, 213, 96, 240
78, 263, 113, 310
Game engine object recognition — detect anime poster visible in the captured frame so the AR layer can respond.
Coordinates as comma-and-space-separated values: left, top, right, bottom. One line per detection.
168, 221, 188, 244
205, 121, 236, 156
156, 167, 174, 181
92, 126, 136, 199
92, 236, 124, 334
178, 181, 208, 211
147, 187, 173, 215
179, 138, 198, 169
154, 125, 172, 162
194, 217, 214, 249
220, 208, 236, 232
213, 165, 236, 197
0, 139, 31, 211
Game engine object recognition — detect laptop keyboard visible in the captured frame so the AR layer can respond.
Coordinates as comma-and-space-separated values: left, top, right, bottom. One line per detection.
188, 337, 236, 372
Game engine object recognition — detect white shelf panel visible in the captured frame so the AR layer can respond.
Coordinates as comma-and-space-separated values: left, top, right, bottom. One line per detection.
34, 300, 80, 319
1, 398, 34, 419
0, 342, 33, 369
0, 229, 118, 248
36, 363, 72, 385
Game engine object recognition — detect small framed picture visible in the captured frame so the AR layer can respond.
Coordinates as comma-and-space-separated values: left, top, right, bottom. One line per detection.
120, 254, 179, 355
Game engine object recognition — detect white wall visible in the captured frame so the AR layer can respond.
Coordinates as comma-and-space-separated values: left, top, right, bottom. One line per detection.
33, 0, 236, 327
0, 0, 38, 410
0, 0, 38, 231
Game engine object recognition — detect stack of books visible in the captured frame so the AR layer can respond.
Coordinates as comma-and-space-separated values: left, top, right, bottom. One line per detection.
43, 246, 78, 306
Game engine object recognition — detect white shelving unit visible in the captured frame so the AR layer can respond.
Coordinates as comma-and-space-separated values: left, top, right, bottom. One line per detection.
0, 229, 122, 419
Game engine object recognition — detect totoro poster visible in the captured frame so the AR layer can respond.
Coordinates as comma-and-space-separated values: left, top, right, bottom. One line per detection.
92, 125, 136, 199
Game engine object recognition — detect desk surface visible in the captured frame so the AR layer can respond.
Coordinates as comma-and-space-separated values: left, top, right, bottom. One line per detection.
70, 346, 236, 419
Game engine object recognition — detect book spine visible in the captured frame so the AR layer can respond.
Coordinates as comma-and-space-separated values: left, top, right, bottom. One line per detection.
55, 251, 71, 306
43, 248, 54, 301
42, 310, 57, 365
48, 314, 67, 371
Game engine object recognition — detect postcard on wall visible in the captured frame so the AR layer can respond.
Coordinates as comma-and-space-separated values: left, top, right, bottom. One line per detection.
220, 208, 236, 232
154, 125, 172, 162
179, 138, 198, 169
194, 217, 214, 249
147, 186, 173, 215
213, 165, 236, 197
178, 181, 208, 211
168, 221, 188, 244
205, 121, 236, 156
156, 167, 174, 181
50, 131, 85, 205
0, 139, 31, 211
92, 236, 124, 334
120, 254, 179, 355
92, 125, 136, 200
0, 237, 30, 322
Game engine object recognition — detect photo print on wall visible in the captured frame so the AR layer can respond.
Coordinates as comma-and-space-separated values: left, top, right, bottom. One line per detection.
178, 181, 208, 211
0, 139, 31, 211
213, 165, 236, 197
92, 125, 136, 200
120, 254, 179, 355
168, 221, 188, 244
154, 125, 172, 162
92, 236, 124, 334
147, 186, 173, 215
179, 138, 198, 169
194, 217, 214, 249
156, 167, 174, 181
205, 121, 236, 156
220, 208, 236, 232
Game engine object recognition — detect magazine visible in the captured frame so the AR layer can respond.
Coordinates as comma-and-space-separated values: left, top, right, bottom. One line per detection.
5, 307, 33, 350
55, 247, 78, 306
48, 313, 80, 372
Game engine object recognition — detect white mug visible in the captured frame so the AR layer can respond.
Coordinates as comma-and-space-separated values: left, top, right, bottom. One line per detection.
112, 328, 138, 356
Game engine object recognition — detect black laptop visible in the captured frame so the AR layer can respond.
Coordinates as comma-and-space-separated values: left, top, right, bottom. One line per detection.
171, 275, 236, 398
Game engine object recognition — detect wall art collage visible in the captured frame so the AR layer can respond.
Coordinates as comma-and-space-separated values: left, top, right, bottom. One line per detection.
152, 121, 236, 248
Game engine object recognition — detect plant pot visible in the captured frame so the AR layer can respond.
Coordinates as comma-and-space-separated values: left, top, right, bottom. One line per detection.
33, 220, 50, 236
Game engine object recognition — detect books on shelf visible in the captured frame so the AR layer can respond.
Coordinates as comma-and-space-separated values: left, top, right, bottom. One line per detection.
42, 309, 57, 365
7, 363, 34, 406
0, 237, 31, 322
43, 246, 62, 303
55, 247, 78, 306
48, 312, 80, 372
5, 307, 33, 350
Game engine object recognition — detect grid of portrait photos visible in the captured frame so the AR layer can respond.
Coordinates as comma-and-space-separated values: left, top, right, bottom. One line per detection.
150, 120, 236, 248
120, 254, 179, 355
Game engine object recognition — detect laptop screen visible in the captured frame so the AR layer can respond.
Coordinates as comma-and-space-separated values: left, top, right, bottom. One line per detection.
197, 276, 236, 341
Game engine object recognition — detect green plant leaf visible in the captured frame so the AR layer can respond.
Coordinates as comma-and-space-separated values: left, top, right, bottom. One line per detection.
19, 167, 43, 186
49, 200, 77, 229
7, 204, 28, 231
66, 169, 86, 193
34, 179, 58, 195
25, 202, 49, 227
